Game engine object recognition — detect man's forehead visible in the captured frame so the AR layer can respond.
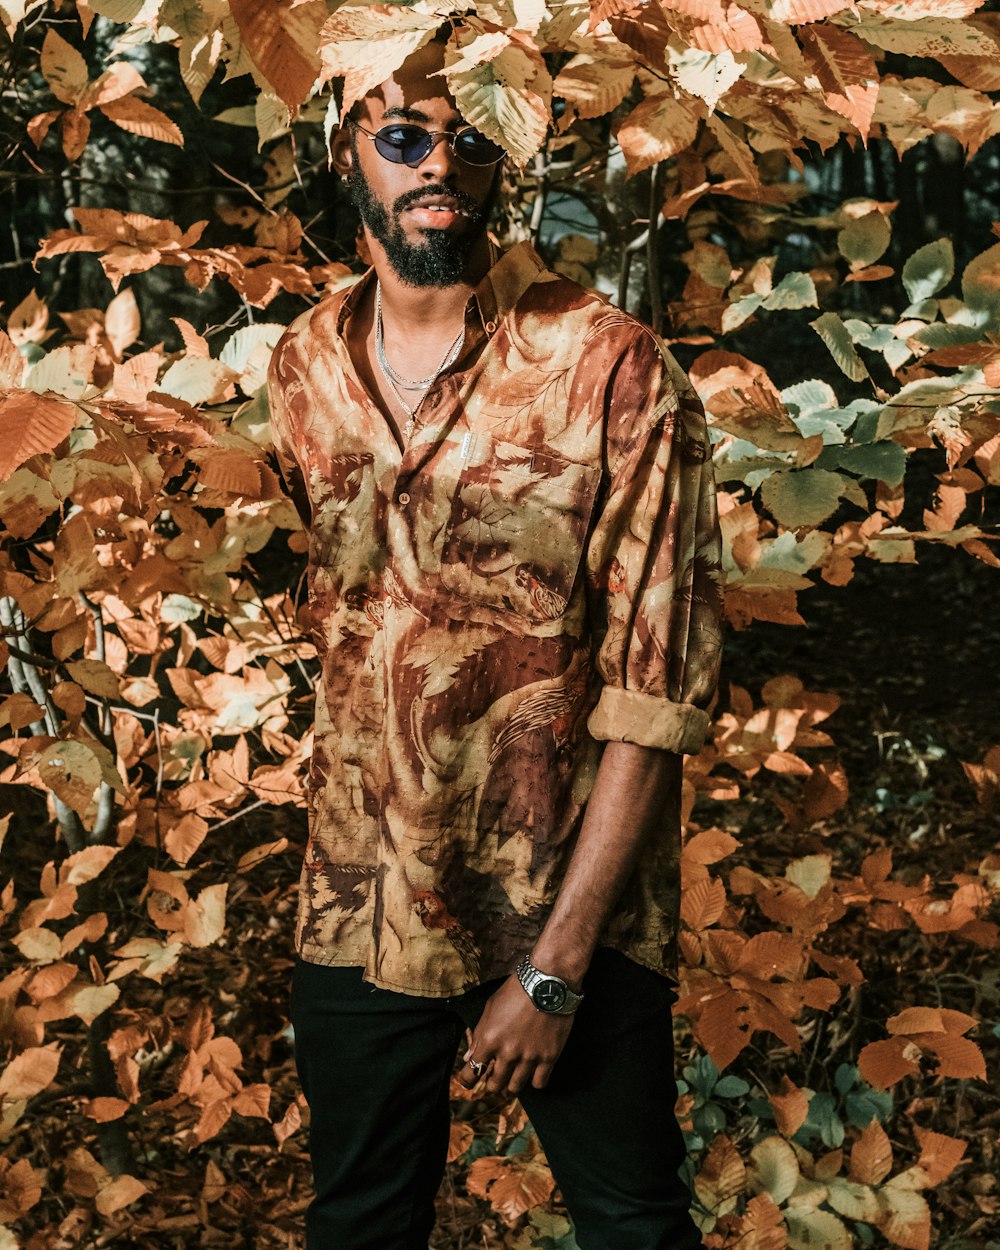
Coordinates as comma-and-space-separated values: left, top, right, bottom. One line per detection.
360, 43, 461, 122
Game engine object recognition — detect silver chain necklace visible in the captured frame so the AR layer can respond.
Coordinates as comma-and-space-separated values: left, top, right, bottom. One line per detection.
375, 281, 465, 437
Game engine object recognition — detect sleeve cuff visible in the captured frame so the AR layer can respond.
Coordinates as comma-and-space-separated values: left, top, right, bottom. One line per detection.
587, 687, 710, 755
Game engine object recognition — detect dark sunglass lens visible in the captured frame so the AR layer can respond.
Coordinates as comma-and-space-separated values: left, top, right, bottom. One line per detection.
456, 131, 505, 165
374, 125, 431, 165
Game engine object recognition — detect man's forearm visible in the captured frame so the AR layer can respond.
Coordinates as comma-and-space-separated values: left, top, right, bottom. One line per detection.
529, 739, 683, 987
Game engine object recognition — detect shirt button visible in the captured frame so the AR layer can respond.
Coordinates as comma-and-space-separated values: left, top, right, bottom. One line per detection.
397, 491, 410, 506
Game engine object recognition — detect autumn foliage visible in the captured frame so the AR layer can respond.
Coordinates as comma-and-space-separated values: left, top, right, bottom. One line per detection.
1, 1, 999, 1248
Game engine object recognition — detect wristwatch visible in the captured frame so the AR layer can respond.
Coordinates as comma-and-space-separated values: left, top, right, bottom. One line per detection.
515, 956, 585, 1016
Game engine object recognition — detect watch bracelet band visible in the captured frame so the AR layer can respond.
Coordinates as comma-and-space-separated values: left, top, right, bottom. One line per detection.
515, 955, 585, 1015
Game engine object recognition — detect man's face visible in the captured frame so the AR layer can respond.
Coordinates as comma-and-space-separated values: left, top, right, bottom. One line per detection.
334, 42, 502, 287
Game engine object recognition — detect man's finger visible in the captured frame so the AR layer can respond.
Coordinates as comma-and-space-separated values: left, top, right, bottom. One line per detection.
531, 1062, 554, 1090
459, 1052, 492, 1088
486, 1058, 515, 1094
506, 1060, 535, 1096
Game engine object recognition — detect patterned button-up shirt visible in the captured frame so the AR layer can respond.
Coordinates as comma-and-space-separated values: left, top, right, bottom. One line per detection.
267, 242, 723, 997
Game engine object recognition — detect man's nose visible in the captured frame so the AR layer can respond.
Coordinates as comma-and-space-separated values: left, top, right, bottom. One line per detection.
418, 133, 460, 180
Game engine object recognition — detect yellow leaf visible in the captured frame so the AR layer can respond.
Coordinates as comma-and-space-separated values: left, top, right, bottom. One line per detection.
13, 926, 63, 963
64, 658, 120, 699
184, 882, 227, 947
319, 6, 440, 113
846, 14, 1000, 58
66, 981, 120, 1025
40, 29, 89, 105
748, 1135, 800, 1205
447, 43, 552, 166
785, 1207, 852, 1250
785, 854, 832, 898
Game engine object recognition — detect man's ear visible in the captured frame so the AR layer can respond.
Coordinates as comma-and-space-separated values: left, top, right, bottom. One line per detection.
330, 125, 353, 180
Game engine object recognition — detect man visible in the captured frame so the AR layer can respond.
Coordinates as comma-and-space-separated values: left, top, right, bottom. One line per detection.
266, 32, 723, 1250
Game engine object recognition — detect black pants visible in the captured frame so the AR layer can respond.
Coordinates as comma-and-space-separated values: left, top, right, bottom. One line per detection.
290, 948, 702, 1250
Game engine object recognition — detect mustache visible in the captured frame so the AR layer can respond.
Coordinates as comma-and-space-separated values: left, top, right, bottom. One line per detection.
392, 184, 484, 220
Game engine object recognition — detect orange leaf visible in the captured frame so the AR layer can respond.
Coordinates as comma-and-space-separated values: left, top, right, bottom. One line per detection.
232, 1083, 271, 1118
99, 97, 184, 146
95, 1174, 147, 1215
800, 24, 880, 140
466, 1155, 555, 1225
0, 390, 78, 480
886, 1006, 948, 1036
697, 989, 753, 1069
858, 1037, 920, 1089
913, 1127, 967, 1188
770, 1075, 809, 1137
229, 0, 325, 109
61, 107, 91, 161
0, 1044, 61, 1100
273, 1099, 302, 1149
694, 1133, 747, 1211
448, 1121, 474, 1163
162, 812, 209, 867
770, 0, 852, 19
616, 93, 702, 176
85, 1096, 130, 1122
914, 1032, 987, 1081
681, 876, 727, 930
850, 1119, 893, 1185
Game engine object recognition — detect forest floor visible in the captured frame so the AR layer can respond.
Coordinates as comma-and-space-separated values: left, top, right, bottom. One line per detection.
10, 542, 999, 1250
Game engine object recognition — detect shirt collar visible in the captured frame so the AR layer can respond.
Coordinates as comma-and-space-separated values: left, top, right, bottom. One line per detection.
335, 240, 547, 342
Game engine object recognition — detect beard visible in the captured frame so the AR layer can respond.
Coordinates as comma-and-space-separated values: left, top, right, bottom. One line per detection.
347, 156, 498, 287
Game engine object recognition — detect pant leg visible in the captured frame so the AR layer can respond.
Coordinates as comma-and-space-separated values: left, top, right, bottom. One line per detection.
290, 959, 464, 1250
460, 948, 701, 1250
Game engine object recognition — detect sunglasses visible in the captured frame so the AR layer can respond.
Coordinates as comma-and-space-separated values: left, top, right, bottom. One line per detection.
350, 120, 506, 168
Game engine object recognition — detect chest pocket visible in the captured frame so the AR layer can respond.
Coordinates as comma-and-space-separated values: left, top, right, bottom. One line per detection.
438, 435, 602, 623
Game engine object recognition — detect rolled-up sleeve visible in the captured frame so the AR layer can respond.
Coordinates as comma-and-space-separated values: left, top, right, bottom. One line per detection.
585, 331, 723, 755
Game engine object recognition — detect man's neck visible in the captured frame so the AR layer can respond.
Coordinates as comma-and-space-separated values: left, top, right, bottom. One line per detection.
367, 232, 493, 335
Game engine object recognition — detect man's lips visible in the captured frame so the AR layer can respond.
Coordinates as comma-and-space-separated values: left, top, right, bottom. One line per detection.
401, 194, 474, 230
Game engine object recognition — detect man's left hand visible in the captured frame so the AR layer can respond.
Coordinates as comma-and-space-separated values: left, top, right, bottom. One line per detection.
460, 975, 575, 1095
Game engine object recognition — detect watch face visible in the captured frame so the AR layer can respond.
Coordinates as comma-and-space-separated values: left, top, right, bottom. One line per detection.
532, 978, 568, 1012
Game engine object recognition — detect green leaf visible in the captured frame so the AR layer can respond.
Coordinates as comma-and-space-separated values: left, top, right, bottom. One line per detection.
721, 293, 763, 332
902, 238, 954, 304
759, 467, 853, 528
844, 321, 894, 351
845, 1086, 893, 1129
817, 442, 907, 486
811, 312, 870, 382
763, 271, 818, 311
962, 241, 1000, 319
781, 379, 838, 414
714, 1075, 750, 1098
162, 593, 203, 622
838, 211, 890, 268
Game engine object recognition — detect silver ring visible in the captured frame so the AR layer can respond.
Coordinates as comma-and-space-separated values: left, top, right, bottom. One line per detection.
469, 1057, 486, 1078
